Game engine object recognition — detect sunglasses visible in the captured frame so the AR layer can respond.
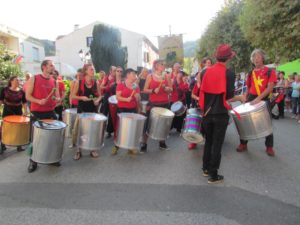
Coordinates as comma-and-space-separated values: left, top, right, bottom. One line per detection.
117, 70, 123, 72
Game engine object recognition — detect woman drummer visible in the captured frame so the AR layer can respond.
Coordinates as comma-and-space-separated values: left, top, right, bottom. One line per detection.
111, 68, 141, 155
0, 76, 27, 153
171, 70, 189, 132
140, 59, 173, 152
71, 63, 102, 160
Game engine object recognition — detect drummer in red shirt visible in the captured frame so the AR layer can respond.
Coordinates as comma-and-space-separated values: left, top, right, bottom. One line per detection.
111, 68, 141, 155
140, 59, 173, 152
171, 69, 189, 132
51, 70, 65, 121
26, 60, 61, 173
236, 49, 277, 156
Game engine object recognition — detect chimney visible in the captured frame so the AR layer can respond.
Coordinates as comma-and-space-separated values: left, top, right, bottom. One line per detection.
74, 24, 79, 31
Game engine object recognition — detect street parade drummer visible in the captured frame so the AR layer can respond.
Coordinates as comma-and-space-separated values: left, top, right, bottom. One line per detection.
111, 68, 141, 155
199, 44, 245, 184
236, 49, 277, 156
25, 60, 61, 173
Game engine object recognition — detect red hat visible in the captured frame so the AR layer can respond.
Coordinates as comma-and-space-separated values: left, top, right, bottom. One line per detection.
214, 44, 236, 60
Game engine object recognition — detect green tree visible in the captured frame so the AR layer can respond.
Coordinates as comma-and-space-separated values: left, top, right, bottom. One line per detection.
0, 43, 22, 81
239, 0, 300, 62
90, 24, 128, 73
183, 57, 194, 75
196, 0, 253, 72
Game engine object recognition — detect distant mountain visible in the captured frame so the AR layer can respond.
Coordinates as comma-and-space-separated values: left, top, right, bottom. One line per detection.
184, 41, 197, 57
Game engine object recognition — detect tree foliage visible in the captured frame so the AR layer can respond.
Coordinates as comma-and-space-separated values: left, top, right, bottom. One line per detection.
197, 0, 253, 72
90, 24, 128, 73
0, 43, 22, 81
239, 0, 300, 62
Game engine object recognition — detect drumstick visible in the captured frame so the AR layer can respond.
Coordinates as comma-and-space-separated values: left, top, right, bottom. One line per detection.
45, 88, 56, 100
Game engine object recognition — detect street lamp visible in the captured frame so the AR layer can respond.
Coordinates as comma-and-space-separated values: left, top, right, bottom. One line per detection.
78, 49, 91, 63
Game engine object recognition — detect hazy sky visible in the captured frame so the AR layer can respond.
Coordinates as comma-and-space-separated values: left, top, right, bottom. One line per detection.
0, 0, 224, 46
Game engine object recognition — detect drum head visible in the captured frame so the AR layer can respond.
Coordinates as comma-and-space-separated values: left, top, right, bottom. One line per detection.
171, 101, 183, 113
34, 120, 67, 130
187, 108, 201, 116
182, 132, 204, 143
151, 107, 174, 118
118, 113, 146, 121
232, 101, 265, 114
3, 115, 30, 123
64, 108, 77, 114
108, 95, 118, 104
79, 113, 107, 121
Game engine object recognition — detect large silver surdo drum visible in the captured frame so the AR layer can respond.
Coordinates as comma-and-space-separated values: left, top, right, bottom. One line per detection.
77, 113, 107, 151
63, 108, 77, 138
147, 107, 175, 140
140, 101, 149, 114
31, 120, 67, 164
230, 101, 273, 140
115, 113, 146, 149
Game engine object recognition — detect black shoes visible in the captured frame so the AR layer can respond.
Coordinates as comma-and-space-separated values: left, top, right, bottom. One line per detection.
159, 141, 169, 150
208, 175, 224, 184
17, 146, 25, 152
140, 143, 147, 153
106, 133, 112, 139
28, 160, 38, 173
202, 169, 209, 177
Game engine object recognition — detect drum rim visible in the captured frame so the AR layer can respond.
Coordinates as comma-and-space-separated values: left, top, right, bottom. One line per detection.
3, 115, 30, 123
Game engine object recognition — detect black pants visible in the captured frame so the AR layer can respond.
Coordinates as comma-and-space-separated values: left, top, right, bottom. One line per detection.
240, 94, 273, 147
55, 105, 63, 121
202, 114, 229, 176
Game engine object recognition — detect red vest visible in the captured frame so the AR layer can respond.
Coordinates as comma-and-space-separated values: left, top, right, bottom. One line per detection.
199, 63, 230, 112
30, 74, 56, 112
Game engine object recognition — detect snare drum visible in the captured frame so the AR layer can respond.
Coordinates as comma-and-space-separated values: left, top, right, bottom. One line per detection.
171, 101, 186, 116
181, 114, 204, 143
2, 115, 30, 146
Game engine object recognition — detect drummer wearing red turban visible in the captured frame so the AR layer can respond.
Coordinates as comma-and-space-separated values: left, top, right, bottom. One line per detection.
236, 49, 277, 156
199, 44, 245, 184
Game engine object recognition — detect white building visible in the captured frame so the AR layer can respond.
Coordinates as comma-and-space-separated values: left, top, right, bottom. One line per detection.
55, 22, 159, 72
0, 24, 45, 75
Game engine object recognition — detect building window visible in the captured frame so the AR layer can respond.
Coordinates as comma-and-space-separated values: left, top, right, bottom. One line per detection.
86, 37, 93, 47
32, 47, 39, 62
143, 52, 149, 63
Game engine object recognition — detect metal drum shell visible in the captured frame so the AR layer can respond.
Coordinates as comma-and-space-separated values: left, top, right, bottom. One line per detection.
181, 114, 204, 143
77, 113, 107, 151
230, 101, 273, 140
31, 120, 66, 164
63, 108, 77, 138
147, 107, 175, 140
140, 101, 149, 114
171, 101, 186, 116
115, 113, 146, 149
2, 115, 30, 146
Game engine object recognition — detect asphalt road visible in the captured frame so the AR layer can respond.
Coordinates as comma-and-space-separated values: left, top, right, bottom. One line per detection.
0, 114, 299, 225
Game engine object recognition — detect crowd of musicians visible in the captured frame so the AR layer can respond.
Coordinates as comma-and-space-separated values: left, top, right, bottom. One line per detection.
1, 43, 299, 184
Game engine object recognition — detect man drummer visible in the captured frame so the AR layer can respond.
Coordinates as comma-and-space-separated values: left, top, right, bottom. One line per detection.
25, 60, 61, 173
199, 44, 245, 184
111, 68, 141, 155
236, 49, 277, 156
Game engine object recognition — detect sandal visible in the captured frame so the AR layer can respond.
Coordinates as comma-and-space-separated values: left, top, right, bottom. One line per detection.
73, 151, 82, 160
90, 151, 99, 158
